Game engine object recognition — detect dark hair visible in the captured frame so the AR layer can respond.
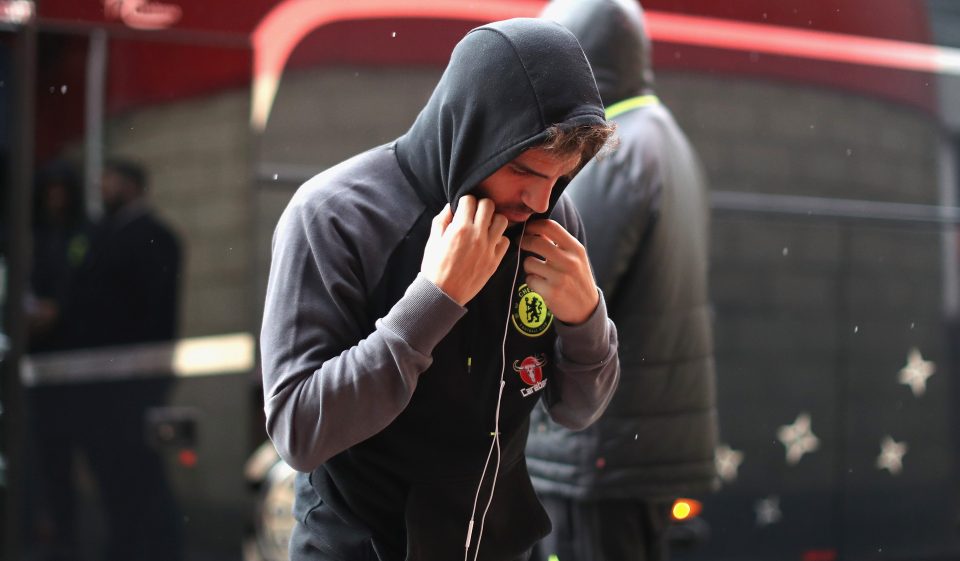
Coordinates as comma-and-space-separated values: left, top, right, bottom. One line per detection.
104, 157, 149, 192
540, 122, 618, 165
33, 159, 86, 229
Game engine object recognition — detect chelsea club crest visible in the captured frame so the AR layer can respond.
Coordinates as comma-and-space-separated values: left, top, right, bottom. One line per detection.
511, 283, 553, 337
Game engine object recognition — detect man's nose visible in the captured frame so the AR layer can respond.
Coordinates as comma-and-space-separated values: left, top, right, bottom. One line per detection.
523, 184, 553, 214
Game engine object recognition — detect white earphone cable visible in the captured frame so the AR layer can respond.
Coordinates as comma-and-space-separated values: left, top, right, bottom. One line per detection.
464, 221, 526, 561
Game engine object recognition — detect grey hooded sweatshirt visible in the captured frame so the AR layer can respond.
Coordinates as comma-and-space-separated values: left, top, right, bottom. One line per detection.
260, 18, 620, 561
528, 0, 719, 500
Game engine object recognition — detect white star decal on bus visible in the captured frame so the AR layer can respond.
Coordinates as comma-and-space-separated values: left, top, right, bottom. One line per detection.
715, 444, 744, 483
876, 436, 908, 475
898, 347, 935, 397
777, 412, 820, 465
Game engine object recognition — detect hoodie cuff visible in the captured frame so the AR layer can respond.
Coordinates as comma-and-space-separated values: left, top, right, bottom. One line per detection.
379, 273, 467, 355
554, 290, 613, 365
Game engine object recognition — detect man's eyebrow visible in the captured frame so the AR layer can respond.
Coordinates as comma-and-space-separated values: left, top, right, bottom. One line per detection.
510, 161, 551, 179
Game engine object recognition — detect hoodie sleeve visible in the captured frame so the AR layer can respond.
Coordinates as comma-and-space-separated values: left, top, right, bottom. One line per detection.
546, 292, 619, 429
260, 196, 465, 472
542, 197, 620, 429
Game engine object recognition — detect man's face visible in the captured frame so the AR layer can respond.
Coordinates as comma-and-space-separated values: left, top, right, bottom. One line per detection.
100, 170, 125, 214
100, 170, 137, 215
43, 182, 68, 218
474, 147, 582, 224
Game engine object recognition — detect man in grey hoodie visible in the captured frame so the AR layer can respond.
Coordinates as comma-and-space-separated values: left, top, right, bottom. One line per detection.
260, 18, 620, 561
529, 1, 720, 560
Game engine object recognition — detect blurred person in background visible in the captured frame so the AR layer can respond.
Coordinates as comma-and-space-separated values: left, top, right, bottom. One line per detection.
30, 157, 185, 561
25, 159, 90, 561
528, 1, 719, 560
62, 158, 181, 349
26, 160, 89, 353
260, 18, 620, 561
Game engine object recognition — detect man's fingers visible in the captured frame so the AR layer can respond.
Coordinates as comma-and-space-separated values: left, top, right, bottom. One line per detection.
474, 197, 495, 227
520, 234, 563, 263
523, 219, 574, 249
489, 214, 509, 242
523, 255, 552, 279
494, 236, 511, 262
453, 195, 477, 225
524, 275, 549, 299
432, 204, 453, 234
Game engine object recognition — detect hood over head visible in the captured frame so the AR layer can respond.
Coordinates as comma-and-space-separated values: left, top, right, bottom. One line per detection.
395, 18, 606, 212
541, 0, 654, 107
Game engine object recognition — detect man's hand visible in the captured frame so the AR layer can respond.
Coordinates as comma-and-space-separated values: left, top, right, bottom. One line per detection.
421, 195, 510, 306
520, 219, 599, 325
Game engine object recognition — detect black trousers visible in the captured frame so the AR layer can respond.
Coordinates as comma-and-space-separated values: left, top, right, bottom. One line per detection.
531, 496, 672, 561
289, 515, 535, 561
27, 379, 183, 561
